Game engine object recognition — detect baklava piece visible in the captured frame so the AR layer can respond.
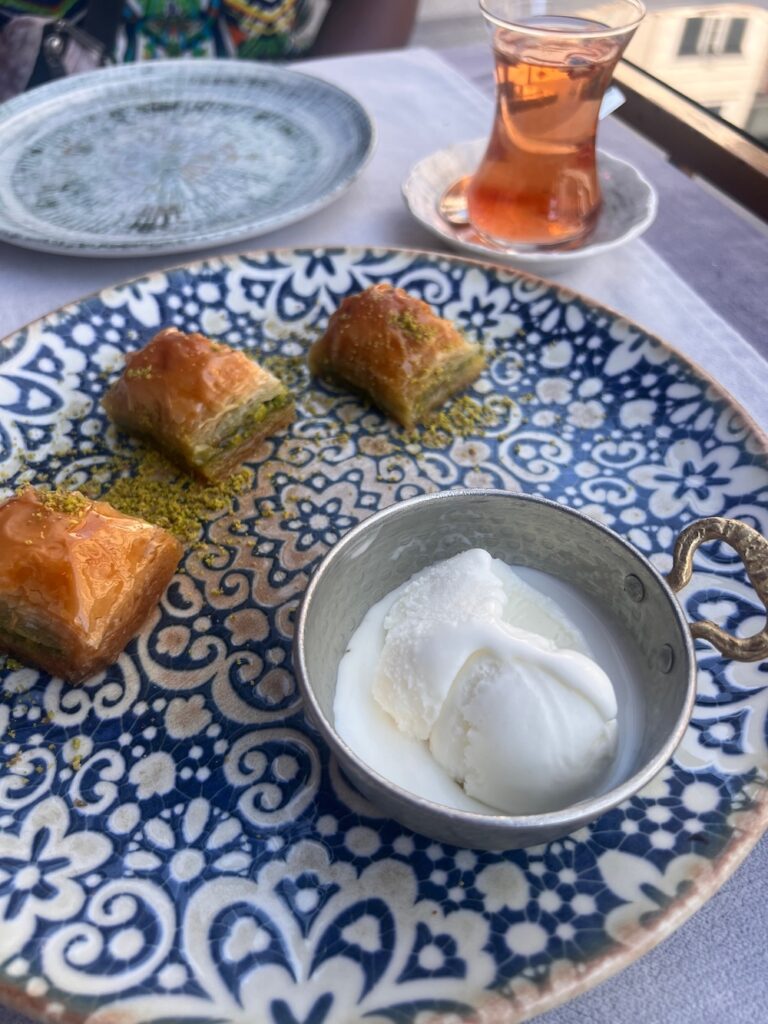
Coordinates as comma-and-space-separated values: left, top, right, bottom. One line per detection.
103, 328, 294, 482
0, 487, 183, 683
308, 283, 485, 428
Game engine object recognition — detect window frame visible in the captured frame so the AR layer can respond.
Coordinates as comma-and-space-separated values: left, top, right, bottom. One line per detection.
614, 59, 768, 220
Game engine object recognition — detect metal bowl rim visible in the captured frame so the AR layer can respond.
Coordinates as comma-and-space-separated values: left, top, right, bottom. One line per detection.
293, 488, 697, 833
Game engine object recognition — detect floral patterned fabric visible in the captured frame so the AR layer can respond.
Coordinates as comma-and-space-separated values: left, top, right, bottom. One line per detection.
0, 0, 329, 60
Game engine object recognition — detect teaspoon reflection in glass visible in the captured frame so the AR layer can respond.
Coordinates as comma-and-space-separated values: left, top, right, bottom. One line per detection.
436, 171, 592, 255
438, 175, 471, 226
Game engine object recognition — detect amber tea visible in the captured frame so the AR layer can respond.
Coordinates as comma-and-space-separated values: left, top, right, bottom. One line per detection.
467, 5, 642, 248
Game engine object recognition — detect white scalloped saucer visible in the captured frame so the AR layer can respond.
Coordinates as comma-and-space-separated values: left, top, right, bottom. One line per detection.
403, 139, 657, 275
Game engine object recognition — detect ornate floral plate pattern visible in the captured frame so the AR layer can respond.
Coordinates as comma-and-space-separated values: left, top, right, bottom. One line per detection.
0, 248, 766, 1024
0, 63, 373, 258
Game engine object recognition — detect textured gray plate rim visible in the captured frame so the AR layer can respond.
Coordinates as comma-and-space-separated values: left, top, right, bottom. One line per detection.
402, 140, 658, 268
0, 61, 376, 258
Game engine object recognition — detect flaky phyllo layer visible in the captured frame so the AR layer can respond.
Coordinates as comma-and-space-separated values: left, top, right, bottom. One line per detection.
0, 487, 182, 682
103, 328, 295, 481
308, 283, 485, 429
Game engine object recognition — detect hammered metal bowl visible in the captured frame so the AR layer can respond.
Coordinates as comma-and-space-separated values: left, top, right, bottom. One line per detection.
293, 489, 767, 850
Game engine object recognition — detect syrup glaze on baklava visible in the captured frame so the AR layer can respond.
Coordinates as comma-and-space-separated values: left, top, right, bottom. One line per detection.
308, 284, 485, 428
103, 328, 294, 481
0, 487, 182, 683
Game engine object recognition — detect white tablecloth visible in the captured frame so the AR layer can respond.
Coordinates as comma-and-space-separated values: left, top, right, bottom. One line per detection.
0, 46, 766, 1024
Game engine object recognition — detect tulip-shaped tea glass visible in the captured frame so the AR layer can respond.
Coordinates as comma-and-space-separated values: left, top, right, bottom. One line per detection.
466, 0, 645, 250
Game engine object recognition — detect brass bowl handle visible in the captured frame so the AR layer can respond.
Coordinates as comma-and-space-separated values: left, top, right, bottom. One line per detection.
666, 517, 768, 662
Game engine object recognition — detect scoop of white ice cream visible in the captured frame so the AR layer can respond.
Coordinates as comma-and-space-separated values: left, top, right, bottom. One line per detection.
373, 549, 506, 740
371, 549, 618, 815
429, 622, 617, 813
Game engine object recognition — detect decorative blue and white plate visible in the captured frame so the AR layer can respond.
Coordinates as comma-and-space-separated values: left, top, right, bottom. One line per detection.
0, 247, 766, 1024
0, 63, 373, 258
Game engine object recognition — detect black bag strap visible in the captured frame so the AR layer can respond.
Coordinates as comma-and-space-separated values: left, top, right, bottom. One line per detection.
81, 0, 124, 56
26, 0, 124, 89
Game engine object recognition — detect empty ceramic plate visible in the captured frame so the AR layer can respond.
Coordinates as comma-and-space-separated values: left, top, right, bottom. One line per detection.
0, 61, 374, 257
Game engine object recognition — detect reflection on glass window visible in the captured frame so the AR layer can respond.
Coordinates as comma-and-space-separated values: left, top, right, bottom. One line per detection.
679, 16, 704, 54
725, 17, 747, 52
623, 3, 768, 144
678, 15, 750, 57
410, 0, 768, 147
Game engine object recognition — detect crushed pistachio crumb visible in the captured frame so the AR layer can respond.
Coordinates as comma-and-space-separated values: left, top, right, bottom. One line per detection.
391, 310, 436, 343
126, 366, 154, 380
398, 394, 516, 447
33, 487, 90, 518
261, 354, 309, 388
97, 447, 251, 543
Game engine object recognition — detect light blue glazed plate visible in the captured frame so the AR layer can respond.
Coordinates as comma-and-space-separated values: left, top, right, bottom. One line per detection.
0, 62, 374, 258
0, 247, 766, 1023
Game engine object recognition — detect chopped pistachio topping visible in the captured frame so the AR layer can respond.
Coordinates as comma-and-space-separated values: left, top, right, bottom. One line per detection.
391, 310, 436, 343
399, 394, 516, 447
215, 390, 292, 455
261, 354, 309, 389
100, 447, 250, 543
33, 487, 90, 518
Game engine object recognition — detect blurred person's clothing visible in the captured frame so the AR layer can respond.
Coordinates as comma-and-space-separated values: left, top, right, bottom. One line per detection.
0, 1, 330, 63
0, 1, 417, 101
